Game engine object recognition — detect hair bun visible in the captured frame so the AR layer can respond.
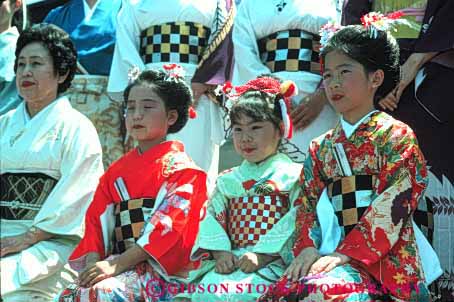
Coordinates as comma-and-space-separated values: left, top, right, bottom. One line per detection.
280, 80, 298, 98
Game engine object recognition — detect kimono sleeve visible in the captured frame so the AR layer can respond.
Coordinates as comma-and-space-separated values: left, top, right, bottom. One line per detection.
32, 117, 103, 240
107, 0, 145, 100
336, 125, 428, 266
68, 173, 115, 271
136, 169, 207, 276
231, 1, 271, 86
191, 184, 232, 260
293, 141, 325, 256
414, 0, 454, 53
192, 0, 235, 85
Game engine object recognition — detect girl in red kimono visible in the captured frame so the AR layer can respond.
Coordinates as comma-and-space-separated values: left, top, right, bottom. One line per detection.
259, 22, 438, 302
56, 66, 207, 302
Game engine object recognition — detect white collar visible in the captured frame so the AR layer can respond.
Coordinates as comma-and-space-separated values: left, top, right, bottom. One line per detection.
340, 110, 378, 138
83, 0, 99, 22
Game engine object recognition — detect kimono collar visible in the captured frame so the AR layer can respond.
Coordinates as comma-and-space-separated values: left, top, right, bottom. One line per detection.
340, 110, 378, 139
20, 95, 72, 124
137, 140, 185, 161
83, 0, 100, 21
240, 153, 291, 175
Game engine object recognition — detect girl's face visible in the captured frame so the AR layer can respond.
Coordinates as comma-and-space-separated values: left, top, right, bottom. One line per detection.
232, 113, 282, 163
125, 85, 177, 147
323, 50, 383, 123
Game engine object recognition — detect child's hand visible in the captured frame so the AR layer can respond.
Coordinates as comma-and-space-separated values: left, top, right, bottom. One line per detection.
238, 252, 277, 273
308, 252, 350, 275
284, 247, 320, 282
212, 251, 238, 274
78, 259, 121, 288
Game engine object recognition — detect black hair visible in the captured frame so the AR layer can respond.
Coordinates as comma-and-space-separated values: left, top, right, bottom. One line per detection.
123, 69, 193, 134
320, 25, 400, 104
229, 90, 284, 131
14, 23, 77, 94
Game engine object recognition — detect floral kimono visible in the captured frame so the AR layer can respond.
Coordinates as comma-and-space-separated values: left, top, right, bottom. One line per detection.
260, 111, 440, 302
56, 141, 207, 302
177, 153, 302, 302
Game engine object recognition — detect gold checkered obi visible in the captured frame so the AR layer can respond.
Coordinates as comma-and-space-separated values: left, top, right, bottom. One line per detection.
0, 173, 57, 220
113, 198, 155, 254
327, 175, 376, 238
258, 29, 321, 74
228, 194, 289, 249
327, 174, 434, 242
140, 22, 211, 65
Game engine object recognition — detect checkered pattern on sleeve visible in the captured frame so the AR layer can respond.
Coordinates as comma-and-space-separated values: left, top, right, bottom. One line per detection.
0, 172, 57, 220
227, 194, 289, 249
413, 197, 434, 243
113, 198, 155, 254
328, 175, 376, 238
140, 22, 211, 65
257, 29, 321, 74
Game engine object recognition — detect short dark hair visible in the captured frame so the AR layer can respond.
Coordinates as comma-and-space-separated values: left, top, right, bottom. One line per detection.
123, 69, 193, 134
320, 25, 400, 104
14, 23, 77, 94
229, 90, 283, 131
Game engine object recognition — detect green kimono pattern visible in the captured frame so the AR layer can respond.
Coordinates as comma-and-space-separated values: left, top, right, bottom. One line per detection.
178, 153, 303, 302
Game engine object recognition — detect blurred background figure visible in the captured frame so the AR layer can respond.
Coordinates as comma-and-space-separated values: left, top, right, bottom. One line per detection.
0, 0, 26, 115
44, 0, 125, 169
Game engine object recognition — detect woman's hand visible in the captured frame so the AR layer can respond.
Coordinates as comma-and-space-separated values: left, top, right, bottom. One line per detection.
284, 247, 320, 282
191, 82, 216, 107
0, 234, 31, 257
290, 89, 327, 131
379, 52, 437, 111
0, 227, 52, 257
237, 252, 278, 273
78, 259, 122, 287
212, 250, 238, 274
308, 252, 350, 275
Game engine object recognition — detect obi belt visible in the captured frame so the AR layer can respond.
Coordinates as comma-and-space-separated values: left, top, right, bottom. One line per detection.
258, 29, 321, 74
228, 194, 289, 249
140, 21, 211, 65
0, 172, 57, 220
112, 198, 155, 254
327, 174, 433, 241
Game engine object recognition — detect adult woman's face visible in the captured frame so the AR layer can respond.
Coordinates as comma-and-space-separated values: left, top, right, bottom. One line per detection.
16, 42, 66, 109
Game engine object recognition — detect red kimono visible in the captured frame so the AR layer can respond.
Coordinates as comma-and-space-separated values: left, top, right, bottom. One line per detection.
59, 141, 207, 301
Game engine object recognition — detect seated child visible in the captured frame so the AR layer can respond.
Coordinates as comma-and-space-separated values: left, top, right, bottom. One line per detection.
56, 66, 208, 302
179, 77, 304, 302
259, 16, 441, 302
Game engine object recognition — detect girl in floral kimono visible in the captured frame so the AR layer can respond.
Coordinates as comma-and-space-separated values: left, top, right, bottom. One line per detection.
259, 21, 440, 302
56, 66, 208, 302
176, 77, 303, 302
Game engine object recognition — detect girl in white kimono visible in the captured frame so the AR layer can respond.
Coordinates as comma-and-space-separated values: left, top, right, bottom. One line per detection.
0, 24, 103, 302
177, 77, 303, 302
232, 0, 339, 163
108, 0, 235, 191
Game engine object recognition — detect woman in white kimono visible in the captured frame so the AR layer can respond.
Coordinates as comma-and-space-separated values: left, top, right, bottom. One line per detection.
0, 24, 104, 301
232, 0, 339, 163
108, 0, 235, 191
